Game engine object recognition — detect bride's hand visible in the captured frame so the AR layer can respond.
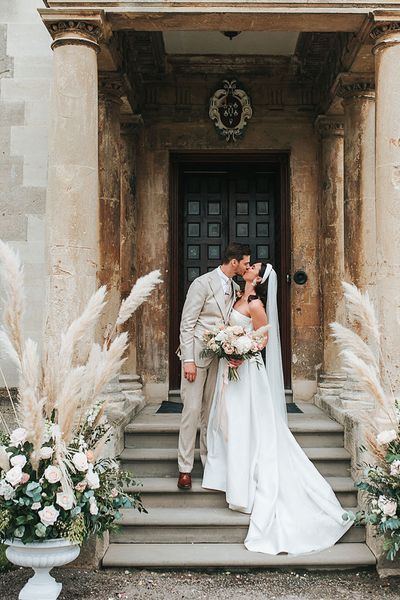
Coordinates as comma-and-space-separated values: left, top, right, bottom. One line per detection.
229, 358, 243, 368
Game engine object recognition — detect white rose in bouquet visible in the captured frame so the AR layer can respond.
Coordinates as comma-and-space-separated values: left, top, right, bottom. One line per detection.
215, 330, 228, 342
376, 430, 398, 446
378, 495, 398, 517
40, 446, 54, 460
0, 480, 16, 500
10, 427, 27, 446
234, 335, 253, 355
390, 460, 400, 476
0, 445, 10, 472
72, 452, 89, 472
56, 491, 74, 511
44, 465, 62, 484
229, 326, 244, 336
222, 342, 235, 355
38, 505, 60, 527
5, 465, 23, 486
10, 454, 27, 469
86, 466, 100, 490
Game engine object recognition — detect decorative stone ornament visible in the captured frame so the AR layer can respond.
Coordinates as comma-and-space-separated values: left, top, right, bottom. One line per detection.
209, 79, 253, 142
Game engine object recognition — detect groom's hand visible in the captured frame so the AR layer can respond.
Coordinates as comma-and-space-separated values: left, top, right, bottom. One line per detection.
229, 358, 243, 368
183, 361, 197, 383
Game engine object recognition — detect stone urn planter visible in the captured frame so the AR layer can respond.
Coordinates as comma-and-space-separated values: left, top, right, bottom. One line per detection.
5, 538, 81, 600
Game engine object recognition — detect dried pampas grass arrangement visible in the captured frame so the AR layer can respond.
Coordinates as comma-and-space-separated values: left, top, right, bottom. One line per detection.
330, 282, 398, 459
0, 240, 162, 493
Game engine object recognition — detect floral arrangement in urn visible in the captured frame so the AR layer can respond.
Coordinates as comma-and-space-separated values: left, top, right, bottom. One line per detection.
0, 240, 162, 548
330, 282, 400, 561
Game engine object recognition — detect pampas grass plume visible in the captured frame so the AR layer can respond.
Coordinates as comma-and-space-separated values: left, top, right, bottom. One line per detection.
116, 270, 163, 326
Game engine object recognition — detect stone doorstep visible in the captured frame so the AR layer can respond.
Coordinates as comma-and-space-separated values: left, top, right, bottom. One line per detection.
102, 542, 376, 569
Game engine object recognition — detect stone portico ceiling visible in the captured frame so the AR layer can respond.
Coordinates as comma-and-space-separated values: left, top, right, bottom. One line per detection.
163, 31, 300, 55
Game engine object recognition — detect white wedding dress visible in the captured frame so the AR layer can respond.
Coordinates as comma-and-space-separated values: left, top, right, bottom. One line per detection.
202, 308, 353, 555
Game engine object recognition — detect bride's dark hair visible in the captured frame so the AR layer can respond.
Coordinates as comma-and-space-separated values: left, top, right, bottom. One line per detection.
248, 262, 269, 308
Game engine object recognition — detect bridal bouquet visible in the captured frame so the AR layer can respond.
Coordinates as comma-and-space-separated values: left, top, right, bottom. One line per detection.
0, 240, 162, 545
331, 282, 400, 561
200, 324, 269, 381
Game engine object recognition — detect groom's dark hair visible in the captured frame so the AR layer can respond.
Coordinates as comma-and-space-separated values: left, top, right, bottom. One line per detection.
222, 242, 251, 264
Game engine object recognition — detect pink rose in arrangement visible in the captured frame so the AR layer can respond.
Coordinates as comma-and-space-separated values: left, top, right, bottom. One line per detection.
20, 472, 30, 484
38, 505, 59, 527
75, 480, 87, 493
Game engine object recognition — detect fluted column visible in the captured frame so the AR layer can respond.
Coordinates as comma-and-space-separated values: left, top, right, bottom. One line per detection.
338, 79, 376, 291
371, 18, 400, 393
98, 73, 125, 338
316, 116, 346, 381
41, 14, 107, 336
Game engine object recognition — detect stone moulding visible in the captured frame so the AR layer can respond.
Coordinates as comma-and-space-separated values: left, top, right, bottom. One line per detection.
315, 115, 344, 137
337, 81, 375, 99
39, 8, 111, 50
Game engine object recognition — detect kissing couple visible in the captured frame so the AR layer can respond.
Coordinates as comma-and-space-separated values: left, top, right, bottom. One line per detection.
177, 242, 352, 555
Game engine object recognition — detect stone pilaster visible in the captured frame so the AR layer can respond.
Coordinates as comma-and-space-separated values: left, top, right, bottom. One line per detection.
338, 79, 376, 291
40, 13, 107, 337
371, 17, 400, 394
98, 72, 125, 339
315, 115, 346, 395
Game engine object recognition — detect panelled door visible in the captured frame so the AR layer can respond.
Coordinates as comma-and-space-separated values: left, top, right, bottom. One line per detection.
170, 157, 291, 391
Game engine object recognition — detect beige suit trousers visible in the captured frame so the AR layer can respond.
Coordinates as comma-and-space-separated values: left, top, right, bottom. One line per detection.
178, 357, 219, 473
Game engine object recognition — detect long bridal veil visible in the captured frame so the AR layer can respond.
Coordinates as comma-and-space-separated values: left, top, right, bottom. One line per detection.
264, 265, 288, 424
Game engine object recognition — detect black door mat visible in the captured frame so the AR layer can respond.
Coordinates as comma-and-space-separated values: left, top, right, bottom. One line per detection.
156, 401, 303, 414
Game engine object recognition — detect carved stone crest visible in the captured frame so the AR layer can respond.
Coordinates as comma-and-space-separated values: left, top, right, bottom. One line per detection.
209, 79, 253, 142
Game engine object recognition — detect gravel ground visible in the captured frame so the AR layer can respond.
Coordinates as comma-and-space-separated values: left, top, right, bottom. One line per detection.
1, 568, 400, 600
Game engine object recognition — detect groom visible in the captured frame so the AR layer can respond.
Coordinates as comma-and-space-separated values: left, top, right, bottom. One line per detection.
177, 242, 251, 489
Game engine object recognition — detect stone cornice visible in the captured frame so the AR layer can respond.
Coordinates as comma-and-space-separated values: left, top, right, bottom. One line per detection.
315, 115, 344, 137
39, 9, 111, 51
336, 77, 375, 99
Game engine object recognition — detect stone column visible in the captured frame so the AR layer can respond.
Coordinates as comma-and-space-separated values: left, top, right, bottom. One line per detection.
338, 79, 376, 291
371, 19, 400, 393
98, 73, 124, 338
315, 116, 346, 391
41, 15, 105, 336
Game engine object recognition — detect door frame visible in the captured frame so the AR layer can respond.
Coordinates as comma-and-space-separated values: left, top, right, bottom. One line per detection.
169, 151, 291, 390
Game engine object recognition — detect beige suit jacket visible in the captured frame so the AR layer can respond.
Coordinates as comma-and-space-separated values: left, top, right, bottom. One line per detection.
179, 268, 240, 367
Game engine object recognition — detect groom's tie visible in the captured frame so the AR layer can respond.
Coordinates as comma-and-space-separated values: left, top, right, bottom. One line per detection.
225, 280, 233, 308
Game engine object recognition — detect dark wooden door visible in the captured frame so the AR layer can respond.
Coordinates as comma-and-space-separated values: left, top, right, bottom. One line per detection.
170, 156, 291, 390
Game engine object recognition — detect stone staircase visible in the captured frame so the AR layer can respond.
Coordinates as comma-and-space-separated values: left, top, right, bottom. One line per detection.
102, 402, 376, 570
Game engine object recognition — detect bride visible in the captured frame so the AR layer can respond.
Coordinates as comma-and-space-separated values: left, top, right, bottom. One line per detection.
202, 262, 353, 555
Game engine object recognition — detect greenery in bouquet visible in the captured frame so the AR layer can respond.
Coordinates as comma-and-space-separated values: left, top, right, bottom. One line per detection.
330, 282, 400, 561
0, 240, 162, 545
200, 324, 269, 381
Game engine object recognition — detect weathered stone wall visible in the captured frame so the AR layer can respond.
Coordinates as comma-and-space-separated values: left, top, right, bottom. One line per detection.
135, 102, 322, 401
0, 0, 51, 385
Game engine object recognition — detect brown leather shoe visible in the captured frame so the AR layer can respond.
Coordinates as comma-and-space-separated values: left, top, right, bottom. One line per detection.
177, 472, 192, 490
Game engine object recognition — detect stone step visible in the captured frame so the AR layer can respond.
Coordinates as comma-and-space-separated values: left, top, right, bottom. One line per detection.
110, 507, 363, 544
120, 447, 351, 478
125, 414, 344, 448
102, 542, 375, 569
125, 476, 358, 509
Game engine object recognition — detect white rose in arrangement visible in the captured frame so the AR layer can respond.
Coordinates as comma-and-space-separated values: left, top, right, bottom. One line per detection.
89, 497, 99, 515
40, 446, 54, 460
31, 502, 41, 511
38, 505, 60, 527
233, 336, 253, 355
5, 465, 23, 487
377, 495, 398, 517
10, 427, 27, 446
44, 465, 62, 484
10, 454, 27, 469
86, 466, 100, 490
390, 460, 400, 476
0, 446, 10, 472
376, 430, 398, 446
56, 491, 75, 511
230, 326, 244, 336
72, 452, 89, 472
0, 480, 16, 500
